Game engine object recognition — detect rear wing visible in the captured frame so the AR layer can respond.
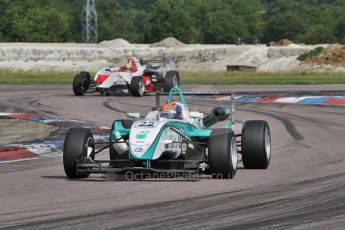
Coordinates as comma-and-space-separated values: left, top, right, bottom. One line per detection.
142, 59, 171, 65
142, 59, 172, 74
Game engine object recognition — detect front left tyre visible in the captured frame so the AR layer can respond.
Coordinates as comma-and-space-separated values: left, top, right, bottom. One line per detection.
129, 77, 145, 97
73, 71, 91, 96
208, 129, 238, 179
63, 128, 94, 178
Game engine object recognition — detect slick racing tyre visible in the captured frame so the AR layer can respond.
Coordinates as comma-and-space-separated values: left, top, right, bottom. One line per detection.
73, 71, 91, 96
208, 129, 238, 179
130, 77, 145, 97
241, 120, 271, 169
109, 120, 133, 166
163, 71, 180, 92
63, 128, 94, 178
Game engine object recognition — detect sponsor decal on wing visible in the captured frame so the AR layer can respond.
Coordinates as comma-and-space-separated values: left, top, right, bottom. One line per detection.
130, 143, 150, 156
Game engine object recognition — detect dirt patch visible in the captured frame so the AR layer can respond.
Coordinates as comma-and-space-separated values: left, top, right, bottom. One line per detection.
270, 39, 293, 46
0, 119, 58, 145
150, 37, 185, 48
0, 41, 342, 72
99, 38, 133, 48
306, 44, 345, 66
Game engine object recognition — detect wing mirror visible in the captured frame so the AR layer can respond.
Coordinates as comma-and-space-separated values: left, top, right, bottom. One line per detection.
148, 64, 160, 70
126, 113, 141, 119
189, 111, 203, 119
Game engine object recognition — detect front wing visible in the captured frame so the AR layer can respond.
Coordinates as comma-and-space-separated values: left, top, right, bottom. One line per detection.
76, 158, 202, 175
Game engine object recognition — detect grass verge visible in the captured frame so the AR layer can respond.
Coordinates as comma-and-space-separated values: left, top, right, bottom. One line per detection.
0, 70, 345, 85
0, 70, 76, 84
181, 72, 345, 85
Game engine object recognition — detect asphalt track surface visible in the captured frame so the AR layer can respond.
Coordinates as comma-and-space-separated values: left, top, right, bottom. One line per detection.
1, 85, 345, 229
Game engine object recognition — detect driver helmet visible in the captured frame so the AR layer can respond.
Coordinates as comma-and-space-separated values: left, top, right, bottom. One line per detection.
125, 62, 132, 70
161, 102, 183, 120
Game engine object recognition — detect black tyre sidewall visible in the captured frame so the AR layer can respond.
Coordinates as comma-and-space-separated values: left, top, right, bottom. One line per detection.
208, 129, 237, 179
63, 127, 93, 178
73, 74, 83, 96
129, 77, 144, 97
73, 71, 91, 96
241, 120, 271, 169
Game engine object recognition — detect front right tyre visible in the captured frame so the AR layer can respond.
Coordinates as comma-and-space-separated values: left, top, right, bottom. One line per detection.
63, 127, 94, 178
73, 71, 91, 96
163, 71, 180, 92
241, 120, 271, 169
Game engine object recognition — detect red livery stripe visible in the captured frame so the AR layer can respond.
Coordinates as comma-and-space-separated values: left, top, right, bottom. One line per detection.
95, 74, 109, 83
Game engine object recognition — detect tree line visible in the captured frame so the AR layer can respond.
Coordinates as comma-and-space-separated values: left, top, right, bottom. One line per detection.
0, 0, 344, 44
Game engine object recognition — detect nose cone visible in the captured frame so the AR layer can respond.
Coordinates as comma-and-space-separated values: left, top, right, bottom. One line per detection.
129, 120, 161, 160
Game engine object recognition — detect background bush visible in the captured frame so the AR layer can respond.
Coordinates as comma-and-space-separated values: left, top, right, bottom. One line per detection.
0, 0, 344, 44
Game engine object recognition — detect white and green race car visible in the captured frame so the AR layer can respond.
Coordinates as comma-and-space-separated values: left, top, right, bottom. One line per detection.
63, 87, 271, 179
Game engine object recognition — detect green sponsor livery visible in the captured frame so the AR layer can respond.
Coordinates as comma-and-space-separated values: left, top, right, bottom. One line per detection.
135, 131, 149, 139
130, 121, 211, 160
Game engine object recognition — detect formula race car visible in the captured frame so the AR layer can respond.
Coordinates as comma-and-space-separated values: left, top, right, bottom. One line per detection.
72, 57, 180, 97
63, 87, 271, 180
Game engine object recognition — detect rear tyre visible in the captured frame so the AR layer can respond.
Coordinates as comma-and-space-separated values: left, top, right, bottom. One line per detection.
241, 120, 271, 169
163, 71, 180, 92
208, 129, 237, 179
109, 120, 133, 165
73, 71, 91, 96
63, 128, 94, 178
129, 77, 145, 97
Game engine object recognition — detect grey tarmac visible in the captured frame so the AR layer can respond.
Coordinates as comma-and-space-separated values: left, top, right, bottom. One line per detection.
0, 85, 345, 229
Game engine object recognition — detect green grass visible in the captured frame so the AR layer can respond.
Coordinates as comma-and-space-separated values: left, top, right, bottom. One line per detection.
0, 70, 76, 84
181, 71, 345, 85
0, 69, 345, 85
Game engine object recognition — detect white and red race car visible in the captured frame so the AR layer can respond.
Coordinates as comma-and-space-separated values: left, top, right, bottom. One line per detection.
72, 57, 180, 97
